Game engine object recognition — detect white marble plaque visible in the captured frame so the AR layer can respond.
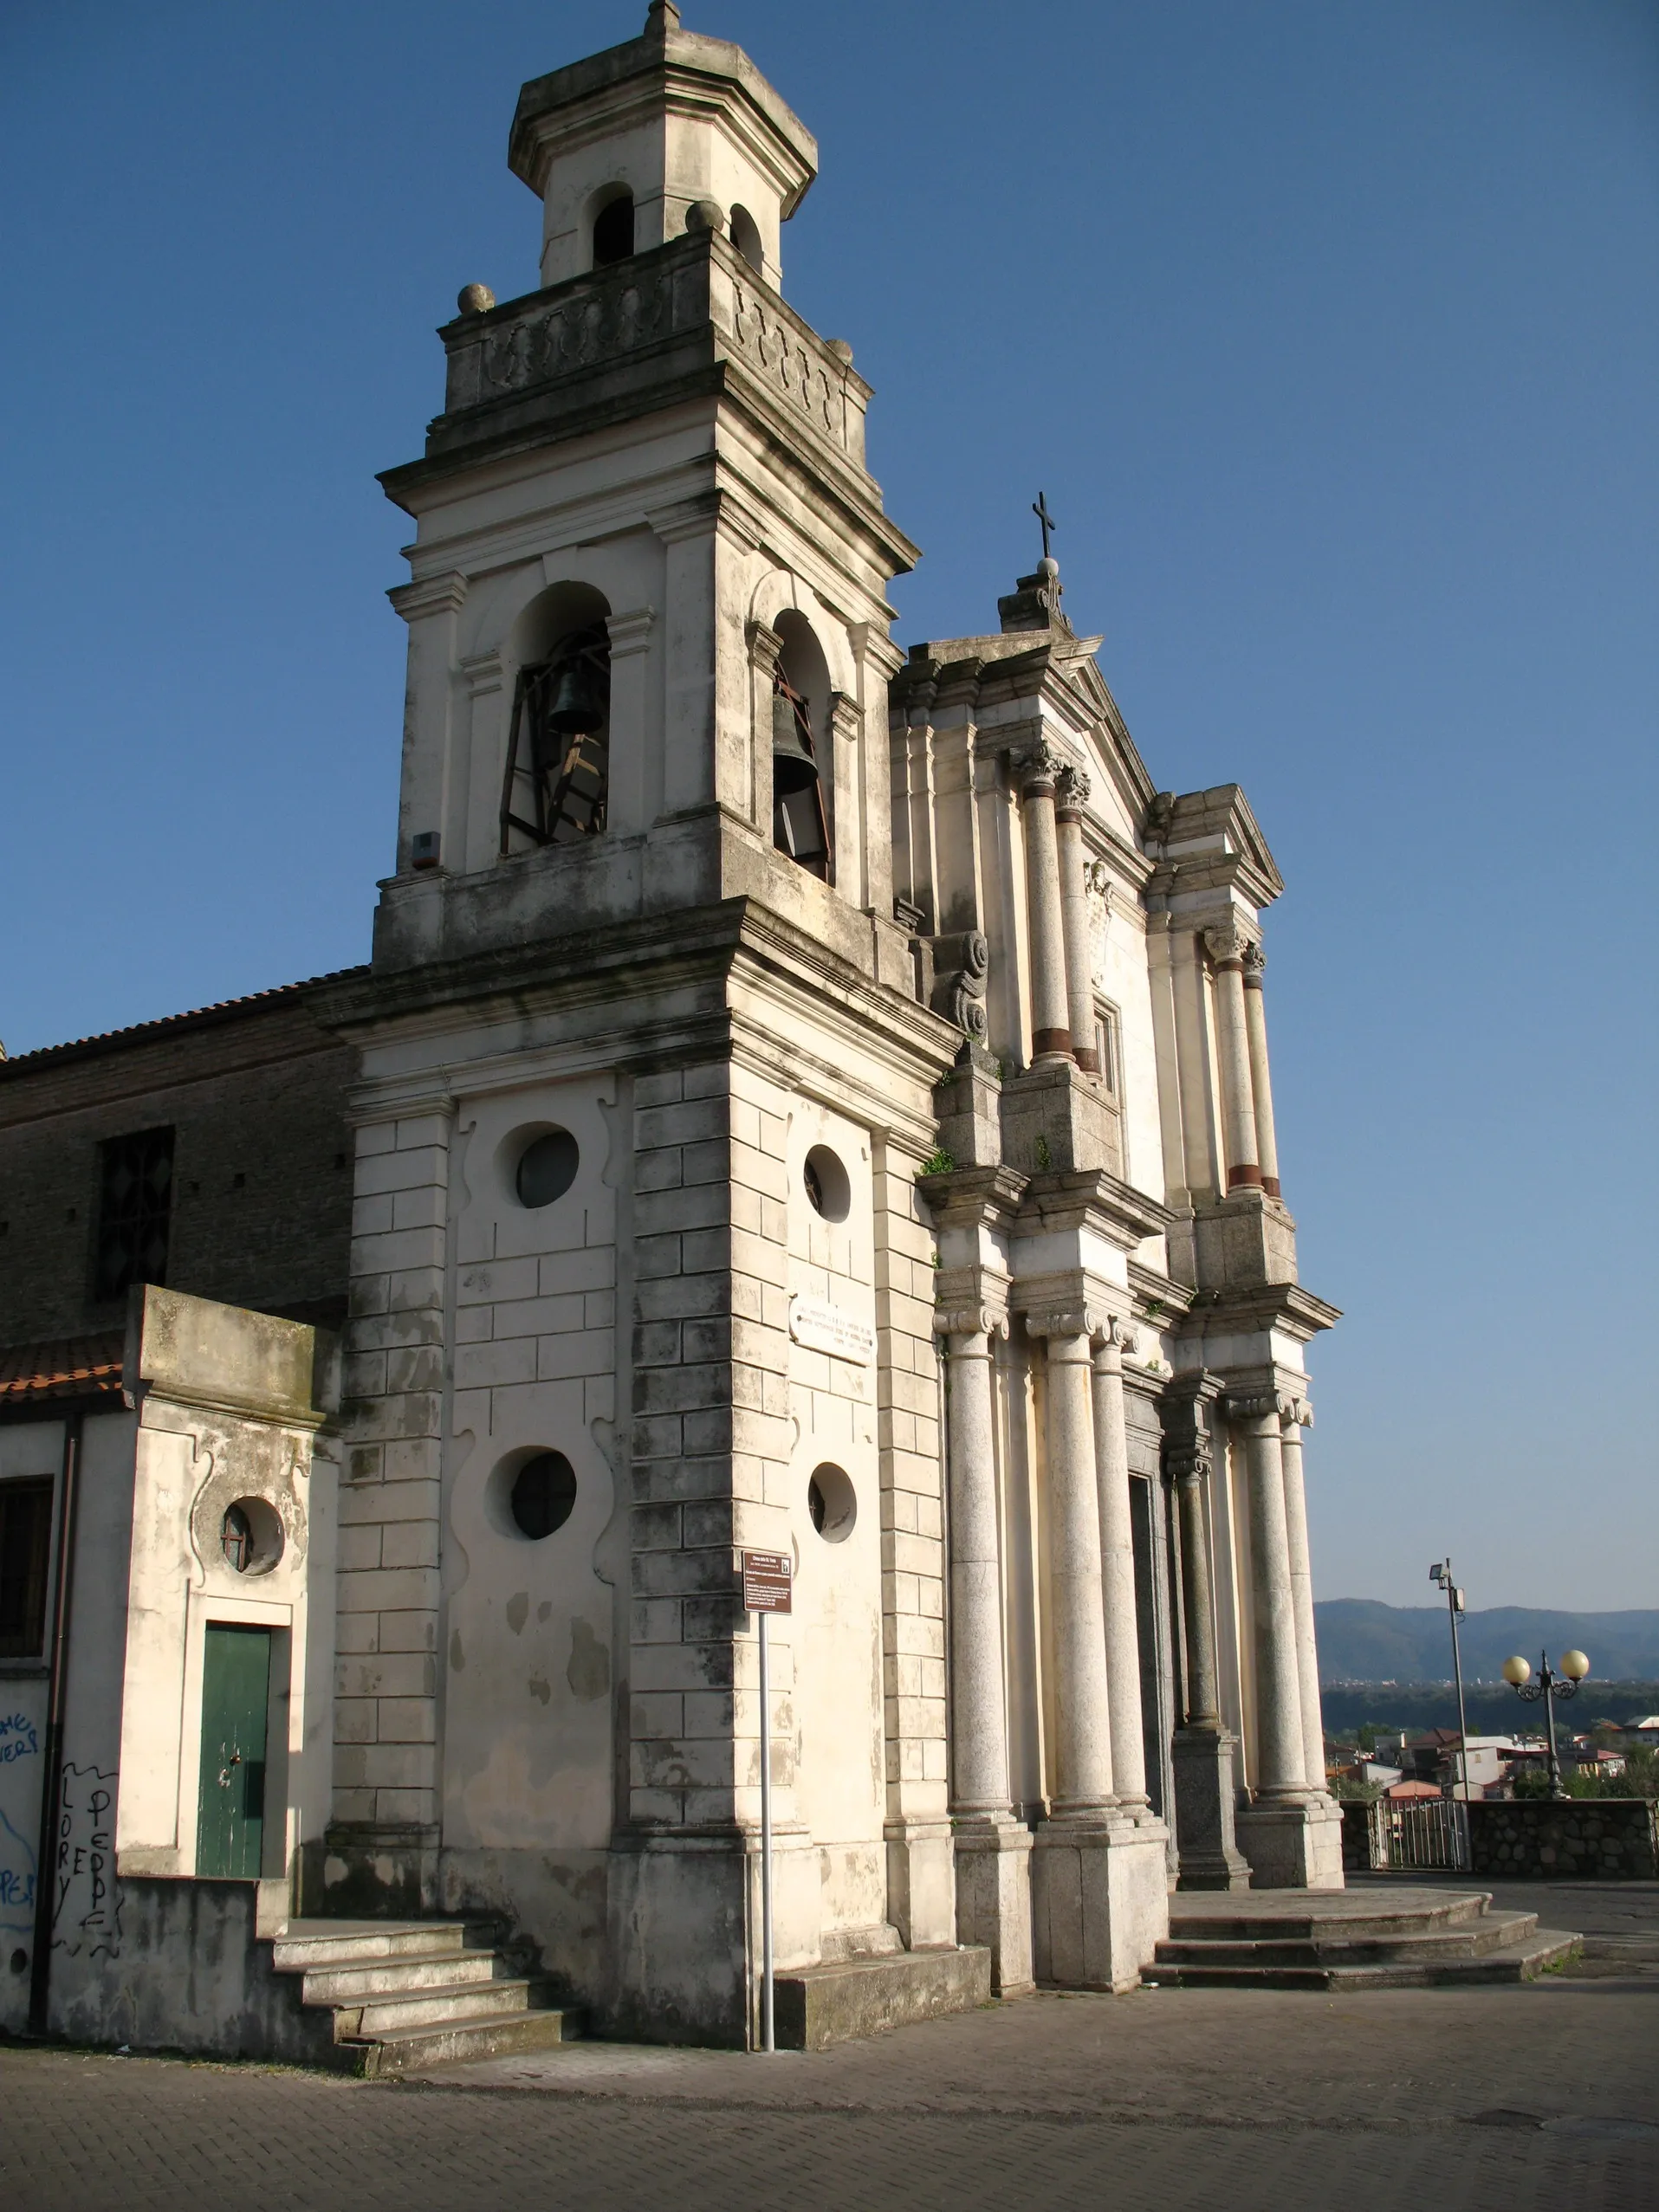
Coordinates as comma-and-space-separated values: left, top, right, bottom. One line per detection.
787, 1294, 876, 1365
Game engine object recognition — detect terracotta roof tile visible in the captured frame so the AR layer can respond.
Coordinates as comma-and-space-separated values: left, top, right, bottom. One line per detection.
0, 1331, 126, 1405
0, 966, 368, 1073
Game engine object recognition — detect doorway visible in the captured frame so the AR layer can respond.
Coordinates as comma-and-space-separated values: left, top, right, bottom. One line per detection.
196, 1625, 271, 1879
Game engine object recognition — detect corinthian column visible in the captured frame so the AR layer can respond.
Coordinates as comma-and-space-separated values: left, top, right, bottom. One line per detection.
1241, 941, 1281, 1197
1204, 924, 1261, 1192
1090, 1319, 1147, 1811
1014, 743, 1073, 1064
1231, 1394, 1306, 1797
1055, 766, 1098, 1072
936, 1307, 1033, 1993
940, 1314, 1013, 1815
1030, 1314, 1114, 1812
1164, 1389, 1250, 1891
1278, 1398, 1327, 1797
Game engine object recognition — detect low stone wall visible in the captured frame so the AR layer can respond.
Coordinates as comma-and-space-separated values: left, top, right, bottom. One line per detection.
1339, 1801, 1371, 1872
1467, 1798, 1659, 1879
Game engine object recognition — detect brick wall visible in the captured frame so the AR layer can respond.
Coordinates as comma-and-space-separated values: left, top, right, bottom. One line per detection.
0, 985, 360, 1346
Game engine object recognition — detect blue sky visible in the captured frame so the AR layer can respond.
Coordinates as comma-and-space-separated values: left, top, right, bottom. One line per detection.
3, 2, 1655, 1612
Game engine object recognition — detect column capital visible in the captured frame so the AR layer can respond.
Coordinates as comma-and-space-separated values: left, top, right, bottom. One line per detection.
1204, 921, 1257, 970
1023, 1308, 1100, 1343
606, 605, 656, 657
933, 1307, 1010, 1344
1241, 940, 1267, 987
1055, 763, 1092, 818
827, 689, 862, 742
1090, 1315, 1138, 1360
1280, 1395, 1314, 1431
1225, 1389, 1298, 1425
1008, 736, 1067, 793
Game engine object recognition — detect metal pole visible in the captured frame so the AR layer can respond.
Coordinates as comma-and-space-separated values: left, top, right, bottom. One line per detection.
1447, 1567, 1470, 1801
29, 1411, 83, 2038
759, 1607, 774, 2054
1541, 1650, 1564, 1801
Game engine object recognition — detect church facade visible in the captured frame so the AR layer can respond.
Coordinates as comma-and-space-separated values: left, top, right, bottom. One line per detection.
0, 5, 1341, 2058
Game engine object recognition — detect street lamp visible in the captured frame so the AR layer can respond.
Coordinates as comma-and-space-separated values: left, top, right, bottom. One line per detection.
1429, 1560, 1470, 1799
1503, 1649, 1591, 1801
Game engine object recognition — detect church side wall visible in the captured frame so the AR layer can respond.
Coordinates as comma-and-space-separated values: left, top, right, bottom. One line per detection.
0, 997, 355, 1347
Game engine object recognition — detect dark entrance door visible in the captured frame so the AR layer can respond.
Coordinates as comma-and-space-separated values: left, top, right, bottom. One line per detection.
196, 1625, 271, 1879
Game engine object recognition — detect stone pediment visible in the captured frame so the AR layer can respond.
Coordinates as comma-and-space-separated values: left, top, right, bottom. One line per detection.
1144, 783, 1284, 911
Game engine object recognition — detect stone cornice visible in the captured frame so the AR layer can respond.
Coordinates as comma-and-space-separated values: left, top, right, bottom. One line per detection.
1014, 1167, 1176, 1251
916, 1162, 1029, 1232
1176, 1282, 1341, 1343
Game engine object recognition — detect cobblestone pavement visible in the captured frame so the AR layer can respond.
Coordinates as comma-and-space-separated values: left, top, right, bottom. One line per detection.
5, 1885, 1658, 2212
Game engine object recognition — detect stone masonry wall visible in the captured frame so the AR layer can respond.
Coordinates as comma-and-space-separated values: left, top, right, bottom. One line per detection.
1468, 1797, 1659, 1880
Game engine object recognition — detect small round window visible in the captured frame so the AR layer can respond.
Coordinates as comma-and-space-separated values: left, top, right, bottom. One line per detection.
222, 1497, 283, 1575
510, 1451, 578, 1540
803, 1144, 851, 1222
807, 1463, 857, 1543
516, 1129, 579, 1208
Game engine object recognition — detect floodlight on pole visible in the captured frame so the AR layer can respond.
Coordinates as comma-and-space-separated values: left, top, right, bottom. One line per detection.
1429, 1559, 1471, 1800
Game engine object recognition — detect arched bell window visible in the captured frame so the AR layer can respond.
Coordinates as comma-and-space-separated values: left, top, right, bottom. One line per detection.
591, 189, 634, 268
499, 624, 611, 851
771, 664, 829, 880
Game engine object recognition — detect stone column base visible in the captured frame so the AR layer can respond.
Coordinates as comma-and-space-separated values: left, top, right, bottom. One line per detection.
1235, 1795, 1346, 1891
954, 1818, 1034, 1995
885, 1819, 957, 1950
1030, 1814, 1170, 1991
1170, 1728, 1251, 1892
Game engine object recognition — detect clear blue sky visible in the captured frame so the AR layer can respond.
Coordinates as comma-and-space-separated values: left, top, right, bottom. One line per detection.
3, 3, 1655, 1613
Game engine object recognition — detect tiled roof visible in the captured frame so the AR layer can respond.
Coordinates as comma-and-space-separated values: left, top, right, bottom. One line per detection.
0, 967, 369, 1073
0, 1331, 126, 1407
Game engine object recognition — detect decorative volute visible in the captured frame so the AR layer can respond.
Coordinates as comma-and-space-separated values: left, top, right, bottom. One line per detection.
509, 3, 818, 292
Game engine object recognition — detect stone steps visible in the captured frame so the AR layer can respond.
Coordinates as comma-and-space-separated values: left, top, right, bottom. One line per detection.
270, 1919, 580, 2075
1148, 1887, 1582, 1991
774, 1945, 992, 2050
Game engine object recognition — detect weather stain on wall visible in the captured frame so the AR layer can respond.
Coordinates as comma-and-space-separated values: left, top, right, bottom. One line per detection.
450, 1629, 465, 1672
506, 1591, 529, 1636
567, 1618, 610, 1702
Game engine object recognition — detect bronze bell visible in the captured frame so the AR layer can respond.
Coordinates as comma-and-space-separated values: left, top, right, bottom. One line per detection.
546, 652, 606, 736
771, 679, 820, 797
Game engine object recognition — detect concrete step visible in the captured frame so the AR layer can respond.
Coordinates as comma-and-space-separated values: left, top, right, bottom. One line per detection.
1167, 1893, 1493, 1947
1155, 1911, 1539, 1971
775, 1945, 991, 2052
332, 2004, 580, 2079
300, 1950, 515, 2005
1147, 1928, 1580, 1991
342, 1976, 547, 2038
271, 1920, 485, 1970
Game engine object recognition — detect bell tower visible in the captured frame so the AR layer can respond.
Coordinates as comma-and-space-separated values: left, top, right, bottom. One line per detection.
326, 8, 970, 2046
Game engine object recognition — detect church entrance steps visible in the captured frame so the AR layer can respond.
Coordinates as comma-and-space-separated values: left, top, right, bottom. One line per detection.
270, 1919, 581, 2077
774, 1945, 992, 2050
1144, 1885, 1581, 1990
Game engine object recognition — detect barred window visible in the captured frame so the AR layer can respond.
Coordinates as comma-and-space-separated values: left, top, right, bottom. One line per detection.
94, 1125, 174, 1303
0, 1478, 53, 1659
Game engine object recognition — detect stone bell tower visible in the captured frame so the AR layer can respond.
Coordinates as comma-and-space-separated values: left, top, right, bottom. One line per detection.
320, 5, 973, 2045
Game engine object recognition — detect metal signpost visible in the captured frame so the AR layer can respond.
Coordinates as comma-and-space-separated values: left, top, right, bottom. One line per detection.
742, 1549, 793, 2053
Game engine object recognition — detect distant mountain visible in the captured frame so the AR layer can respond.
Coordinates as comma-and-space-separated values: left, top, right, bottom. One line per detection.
1314, 1600, 1659, 1685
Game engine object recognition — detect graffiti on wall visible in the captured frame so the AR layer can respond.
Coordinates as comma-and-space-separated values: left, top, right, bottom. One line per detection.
52, 1763, 123, 1958
0, 1711, 42, 1934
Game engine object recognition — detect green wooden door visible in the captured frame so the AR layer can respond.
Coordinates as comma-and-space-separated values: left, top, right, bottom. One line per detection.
197, 1625, 271, 1879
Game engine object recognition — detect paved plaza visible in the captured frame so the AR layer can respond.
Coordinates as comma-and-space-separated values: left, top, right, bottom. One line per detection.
4, 1881, 1657, 2212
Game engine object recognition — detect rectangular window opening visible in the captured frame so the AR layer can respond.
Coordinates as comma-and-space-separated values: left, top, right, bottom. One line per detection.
94, 1124, 175, 1303
0, 1478, 54, 1659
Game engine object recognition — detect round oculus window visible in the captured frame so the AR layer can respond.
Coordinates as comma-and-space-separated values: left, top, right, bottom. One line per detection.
803, 1143, 851, 1222
222, 1496, 283, 1575
515, 1128, 580, 1209
510, 1451, 578, 1541
807, 1462, 857, 1543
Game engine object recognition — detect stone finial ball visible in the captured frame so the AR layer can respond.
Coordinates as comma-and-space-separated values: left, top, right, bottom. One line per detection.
457, 282, 496, 316
684, 198, 725, 234
1037, 556, 1060, 582
1561, 1649, 1591, 1680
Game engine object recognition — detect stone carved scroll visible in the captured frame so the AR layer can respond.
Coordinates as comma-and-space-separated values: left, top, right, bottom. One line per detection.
927, 930, 989, 1041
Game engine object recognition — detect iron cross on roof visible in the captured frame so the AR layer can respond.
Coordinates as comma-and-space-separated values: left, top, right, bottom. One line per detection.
1033, 490, 1057, 561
